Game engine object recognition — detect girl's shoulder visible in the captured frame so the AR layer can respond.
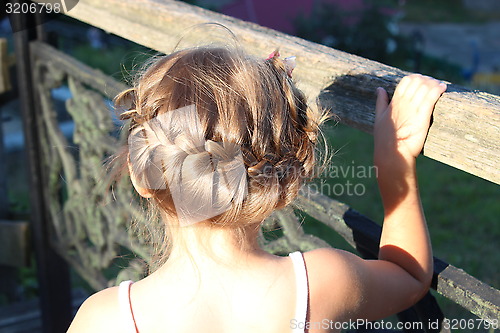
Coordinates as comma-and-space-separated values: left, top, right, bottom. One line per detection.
303, 248, 365, 319
67, 285, 123, 333
304, 246, 431, 321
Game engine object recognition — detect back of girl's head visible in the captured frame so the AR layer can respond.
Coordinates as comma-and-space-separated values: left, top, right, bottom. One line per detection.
114, 45, 326, 244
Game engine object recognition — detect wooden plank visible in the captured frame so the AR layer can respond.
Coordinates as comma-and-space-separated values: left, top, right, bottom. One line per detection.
50, 0, 500, 184
0, 38, 12, 94
433, 259, 500, 321
296, 187, 500, 321
296, 186, 381, 258
0, 221, 30, 267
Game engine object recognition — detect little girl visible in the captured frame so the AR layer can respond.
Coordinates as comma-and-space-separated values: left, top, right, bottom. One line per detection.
67, 46, 446, 332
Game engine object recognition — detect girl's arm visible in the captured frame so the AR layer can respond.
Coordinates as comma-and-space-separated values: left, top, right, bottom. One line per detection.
305, 74, 446, 321
374, 74, 447, 294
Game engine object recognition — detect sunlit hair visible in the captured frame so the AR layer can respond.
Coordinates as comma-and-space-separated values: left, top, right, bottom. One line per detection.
111, 46, 328, 266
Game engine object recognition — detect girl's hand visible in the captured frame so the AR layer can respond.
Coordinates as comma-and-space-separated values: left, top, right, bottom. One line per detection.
374, 74, 447, 162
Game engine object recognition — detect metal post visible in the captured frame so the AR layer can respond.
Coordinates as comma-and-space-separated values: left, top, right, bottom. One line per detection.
0, 37, 8, 219
0, 106, 7, 219
11, 4, 72, 333
0, 70, 16, 304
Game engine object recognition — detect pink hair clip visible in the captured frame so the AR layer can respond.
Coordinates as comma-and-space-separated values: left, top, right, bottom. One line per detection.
266, 50, 280, 60
283, 56, 296, 78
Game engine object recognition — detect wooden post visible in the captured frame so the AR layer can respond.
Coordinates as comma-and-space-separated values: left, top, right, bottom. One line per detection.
11, 5, 72, 333
0, 38, 12, 95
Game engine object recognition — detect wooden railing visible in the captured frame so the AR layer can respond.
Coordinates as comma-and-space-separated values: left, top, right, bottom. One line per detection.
9, 0, 500, 332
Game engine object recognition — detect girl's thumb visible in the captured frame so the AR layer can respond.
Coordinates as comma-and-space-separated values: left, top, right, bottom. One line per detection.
375, 87, 389, 117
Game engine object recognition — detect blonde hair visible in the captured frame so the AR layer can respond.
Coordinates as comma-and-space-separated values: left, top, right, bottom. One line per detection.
112, 46, 328, 265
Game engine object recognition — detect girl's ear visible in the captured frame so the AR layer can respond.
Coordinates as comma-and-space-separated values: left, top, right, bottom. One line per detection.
128, 160, 154, 198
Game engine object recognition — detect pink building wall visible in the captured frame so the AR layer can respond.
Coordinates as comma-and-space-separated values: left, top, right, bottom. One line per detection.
221, 0, 366, 34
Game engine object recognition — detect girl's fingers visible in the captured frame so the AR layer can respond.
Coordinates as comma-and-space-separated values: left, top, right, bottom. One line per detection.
393, 74, 414, 99
406, 75, 445, 110
375, 87, 389, 119
410, 79, 438, 109
404, 74, 433, 102
417, 83, 447, 121
376, 75, 445, 132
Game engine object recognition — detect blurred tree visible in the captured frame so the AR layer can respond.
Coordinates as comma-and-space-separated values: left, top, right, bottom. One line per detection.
294, 2, 405, 64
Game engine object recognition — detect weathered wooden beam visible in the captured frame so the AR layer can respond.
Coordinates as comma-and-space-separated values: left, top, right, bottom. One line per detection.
433, 259, 500, 321
0, 38, 14, 94
296, 187, 500, 321
52, 0, 500, 184
0, 220, 30, 303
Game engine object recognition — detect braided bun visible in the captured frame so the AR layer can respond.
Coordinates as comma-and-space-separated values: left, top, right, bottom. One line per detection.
127, 104, 247, 226
114, 46, 327, 233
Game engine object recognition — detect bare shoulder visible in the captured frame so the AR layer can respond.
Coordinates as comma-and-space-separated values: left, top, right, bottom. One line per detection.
303, 247, 364, 282
303, 248, 365, 319
67, 286, 122, 333
303, 247, 429, 321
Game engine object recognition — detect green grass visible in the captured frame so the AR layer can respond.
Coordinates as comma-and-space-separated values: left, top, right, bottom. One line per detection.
70, 43, 154, 83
